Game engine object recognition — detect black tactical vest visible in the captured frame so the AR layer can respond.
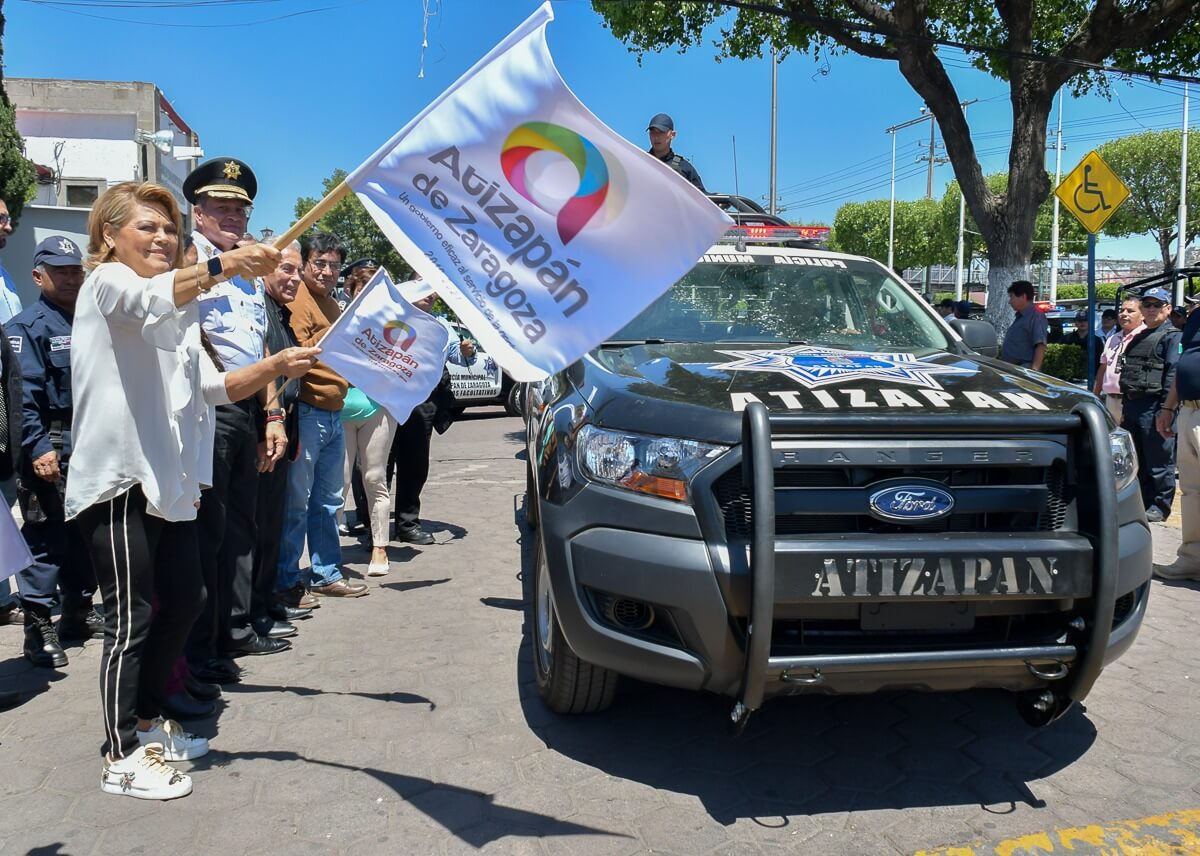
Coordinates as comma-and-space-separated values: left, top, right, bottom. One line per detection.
1119, 324, 1174, 395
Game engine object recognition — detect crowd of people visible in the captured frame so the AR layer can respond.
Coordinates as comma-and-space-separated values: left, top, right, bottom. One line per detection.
993, 278, 1200, 576
0, 157, 477, 800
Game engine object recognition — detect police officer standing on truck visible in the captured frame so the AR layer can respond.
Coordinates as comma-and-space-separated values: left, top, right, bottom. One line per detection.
7, 236, 101, 668
1120, 286, 1182, 523
647, 113, 705, 192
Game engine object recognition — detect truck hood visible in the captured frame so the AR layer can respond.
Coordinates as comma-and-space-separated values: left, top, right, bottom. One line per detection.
574, 342, 1096, 445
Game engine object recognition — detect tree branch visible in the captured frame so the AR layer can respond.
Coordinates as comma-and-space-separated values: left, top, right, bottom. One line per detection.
1051, 0, 1199, 91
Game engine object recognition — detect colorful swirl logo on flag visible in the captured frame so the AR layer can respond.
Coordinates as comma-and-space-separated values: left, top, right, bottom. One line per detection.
500, 122, 624, 244
383, 320, 417, 350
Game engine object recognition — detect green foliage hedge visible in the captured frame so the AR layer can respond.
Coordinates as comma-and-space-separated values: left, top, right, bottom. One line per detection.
1041, 344, 1086, 381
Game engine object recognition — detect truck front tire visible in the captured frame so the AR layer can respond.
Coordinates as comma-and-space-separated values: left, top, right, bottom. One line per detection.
532, 536, 617, 714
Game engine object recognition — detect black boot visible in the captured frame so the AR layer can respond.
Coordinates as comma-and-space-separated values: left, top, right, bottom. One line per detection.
24, 608, 68, 668
58, 606, 104, 641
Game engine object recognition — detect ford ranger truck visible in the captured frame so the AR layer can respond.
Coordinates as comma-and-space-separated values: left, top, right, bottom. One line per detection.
525, 227, 1150, 731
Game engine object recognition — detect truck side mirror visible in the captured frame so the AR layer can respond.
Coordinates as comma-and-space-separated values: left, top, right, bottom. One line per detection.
949, 318, 998, 358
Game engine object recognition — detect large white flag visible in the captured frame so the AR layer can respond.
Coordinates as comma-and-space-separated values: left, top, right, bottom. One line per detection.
346, 1, 731, 382
318, 269, 450, 424
0, 503, 32, 583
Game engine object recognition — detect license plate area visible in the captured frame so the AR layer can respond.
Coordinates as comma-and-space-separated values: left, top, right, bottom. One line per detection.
860, 602, 976, 631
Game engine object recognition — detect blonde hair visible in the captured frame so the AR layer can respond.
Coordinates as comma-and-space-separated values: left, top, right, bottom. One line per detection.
86, 181, 184, 270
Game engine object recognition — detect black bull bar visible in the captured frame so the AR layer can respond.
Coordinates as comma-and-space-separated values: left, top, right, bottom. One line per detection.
728, 402, 1118, 732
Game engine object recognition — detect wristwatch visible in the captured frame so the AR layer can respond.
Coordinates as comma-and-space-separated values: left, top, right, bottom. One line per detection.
266, 408, 286, 419
206, 256, 227, 283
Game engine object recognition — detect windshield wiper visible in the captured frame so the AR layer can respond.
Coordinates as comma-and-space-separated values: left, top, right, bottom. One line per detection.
599, 338, 687, 347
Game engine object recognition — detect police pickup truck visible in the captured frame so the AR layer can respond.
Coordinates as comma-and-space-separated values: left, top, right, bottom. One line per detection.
524, 225, 1151, 730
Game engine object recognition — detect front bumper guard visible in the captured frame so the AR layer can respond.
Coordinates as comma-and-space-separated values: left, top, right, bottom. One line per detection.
729, 401, 1118, 733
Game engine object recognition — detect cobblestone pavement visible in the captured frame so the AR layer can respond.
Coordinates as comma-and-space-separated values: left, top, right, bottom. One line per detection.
1, 409, 1198, 856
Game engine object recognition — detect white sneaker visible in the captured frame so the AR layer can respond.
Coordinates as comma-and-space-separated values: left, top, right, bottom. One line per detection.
136, 717, 209, 761
367, 560, 390, 577
101, 743, 192, 800
1154, 561, 1200, 581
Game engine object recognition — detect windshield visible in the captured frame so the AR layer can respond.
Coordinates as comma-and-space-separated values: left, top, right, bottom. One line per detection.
613, 254, 954, 353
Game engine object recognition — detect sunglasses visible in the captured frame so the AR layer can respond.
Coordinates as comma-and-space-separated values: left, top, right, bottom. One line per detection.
1141, 300, 1166, 308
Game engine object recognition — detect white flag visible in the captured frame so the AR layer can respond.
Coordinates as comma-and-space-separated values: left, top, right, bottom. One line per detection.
318, 269, 450, 424
0, 502, 32, 582
346, 1, 731, 382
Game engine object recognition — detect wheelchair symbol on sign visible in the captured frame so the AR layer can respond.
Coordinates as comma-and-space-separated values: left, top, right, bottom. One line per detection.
1073, 164, 1112, 214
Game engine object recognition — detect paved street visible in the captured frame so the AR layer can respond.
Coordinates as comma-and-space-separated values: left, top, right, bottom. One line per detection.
2, 409, 1199, 855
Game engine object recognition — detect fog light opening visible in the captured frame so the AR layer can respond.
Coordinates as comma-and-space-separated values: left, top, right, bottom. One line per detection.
604, 596, 656, 631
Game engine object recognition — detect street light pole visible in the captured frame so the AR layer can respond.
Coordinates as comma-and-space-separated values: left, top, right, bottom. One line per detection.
954, 104, 971, 302
888, 129, 897, 269
769, 48, 778, 216
1049, 89, 1065, 303
1177, 82, 1190, 304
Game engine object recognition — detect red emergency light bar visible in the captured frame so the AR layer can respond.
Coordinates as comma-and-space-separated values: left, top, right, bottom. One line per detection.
1035, 301, 1054, 312
721, 224, 831, 243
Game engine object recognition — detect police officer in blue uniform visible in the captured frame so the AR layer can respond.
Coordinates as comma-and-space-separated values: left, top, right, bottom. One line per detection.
6, 236, 100, 668
1120, 286, 1182, 522
647, 113, 705, 192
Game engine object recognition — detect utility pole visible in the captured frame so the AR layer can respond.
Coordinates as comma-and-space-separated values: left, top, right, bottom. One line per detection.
769, 48, 778, 216
1049, 89, 1065, 303
954, 102, 973, 302
1177, 82, 1190, 304
917, 107, 949, 299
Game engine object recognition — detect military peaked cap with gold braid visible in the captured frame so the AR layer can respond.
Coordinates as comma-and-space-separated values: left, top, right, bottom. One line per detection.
182, 157, 258, 204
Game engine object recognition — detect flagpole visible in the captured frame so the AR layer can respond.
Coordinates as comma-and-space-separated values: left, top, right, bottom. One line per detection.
272, 180, 351, 248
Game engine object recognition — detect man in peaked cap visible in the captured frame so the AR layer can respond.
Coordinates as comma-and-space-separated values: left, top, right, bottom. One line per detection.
647, 113, 705, 192
7, 236, 101, 668
183, 158, 291, 687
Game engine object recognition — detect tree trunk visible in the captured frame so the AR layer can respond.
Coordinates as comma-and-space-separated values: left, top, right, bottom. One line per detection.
985, 261, 1028, 341
1159, 229, 1177, 272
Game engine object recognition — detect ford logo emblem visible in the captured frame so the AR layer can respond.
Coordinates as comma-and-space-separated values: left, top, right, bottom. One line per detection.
868, 484, 955, 522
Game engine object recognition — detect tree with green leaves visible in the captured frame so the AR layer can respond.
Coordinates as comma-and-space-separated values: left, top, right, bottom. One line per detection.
938, 174, 1088, 268
1097, 129, 1200, 271
831, 197, 949, 269
593, 0, 1200, 334
293, 169, 413, 281
0, 1, 38, 224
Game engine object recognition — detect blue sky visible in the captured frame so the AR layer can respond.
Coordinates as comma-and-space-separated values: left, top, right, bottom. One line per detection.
5, 0, 1193, 261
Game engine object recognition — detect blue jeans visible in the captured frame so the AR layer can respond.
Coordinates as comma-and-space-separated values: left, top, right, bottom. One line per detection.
276, 403, 345, 589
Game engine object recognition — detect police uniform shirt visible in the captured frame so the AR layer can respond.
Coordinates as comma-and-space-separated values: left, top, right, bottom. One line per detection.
5, 295, 74, 461
1176, 310, 1200, 401
1001, 303, 1049, 367
652, 148, 706, 192
192, 231, 267, 370
0, 260, 23, 325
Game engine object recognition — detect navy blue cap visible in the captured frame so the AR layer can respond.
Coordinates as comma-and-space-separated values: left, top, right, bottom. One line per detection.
340, 257, 380, 278
1074, 309, 1089, 320
1141, 287, 1172, 304
647, 113, 674, 132
33, 235, 82, 267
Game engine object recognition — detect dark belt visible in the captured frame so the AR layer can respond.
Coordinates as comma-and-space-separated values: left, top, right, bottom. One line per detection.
1123, 391, 1161, 401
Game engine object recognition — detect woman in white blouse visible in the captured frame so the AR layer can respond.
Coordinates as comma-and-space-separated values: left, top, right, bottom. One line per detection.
67, 182, 318, 800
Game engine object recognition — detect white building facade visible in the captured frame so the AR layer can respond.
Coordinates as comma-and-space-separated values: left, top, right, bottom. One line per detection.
4, 78, 201, 306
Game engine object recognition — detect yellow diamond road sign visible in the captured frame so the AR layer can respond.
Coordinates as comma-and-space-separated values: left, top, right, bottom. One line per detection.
1055, 150, 1130, 234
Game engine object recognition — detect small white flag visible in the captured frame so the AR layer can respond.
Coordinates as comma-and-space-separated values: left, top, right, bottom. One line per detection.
0, 502, 32, 582
318, 269, 450, 424
346, 1, 732, 381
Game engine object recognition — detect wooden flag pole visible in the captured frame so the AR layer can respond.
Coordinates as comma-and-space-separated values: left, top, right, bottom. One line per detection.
272, 180, 352, 248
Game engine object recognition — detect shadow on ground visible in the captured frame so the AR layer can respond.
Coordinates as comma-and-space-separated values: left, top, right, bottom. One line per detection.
511, 516, 1097, 827
207, 749, 629, 848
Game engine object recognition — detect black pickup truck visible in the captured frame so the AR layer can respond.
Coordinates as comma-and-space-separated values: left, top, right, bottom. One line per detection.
524, 233, 1151, 730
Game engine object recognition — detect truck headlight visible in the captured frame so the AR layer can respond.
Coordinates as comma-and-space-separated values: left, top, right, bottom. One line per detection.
1110, 428, 1137, 492
576, 425, 726, 502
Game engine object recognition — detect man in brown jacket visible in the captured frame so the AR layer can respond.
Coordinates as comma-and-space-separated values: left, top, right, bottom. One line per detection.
275, 233, 368, 601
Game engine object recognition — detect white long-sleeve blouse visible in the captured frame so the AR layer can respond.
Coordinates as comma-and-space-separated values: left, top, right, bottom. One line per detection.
65, 262, 230, 522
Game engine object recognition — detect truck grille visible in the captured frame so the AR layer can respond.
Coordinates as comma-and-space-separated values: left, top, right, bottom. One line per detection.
714, 461, 1070, 540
